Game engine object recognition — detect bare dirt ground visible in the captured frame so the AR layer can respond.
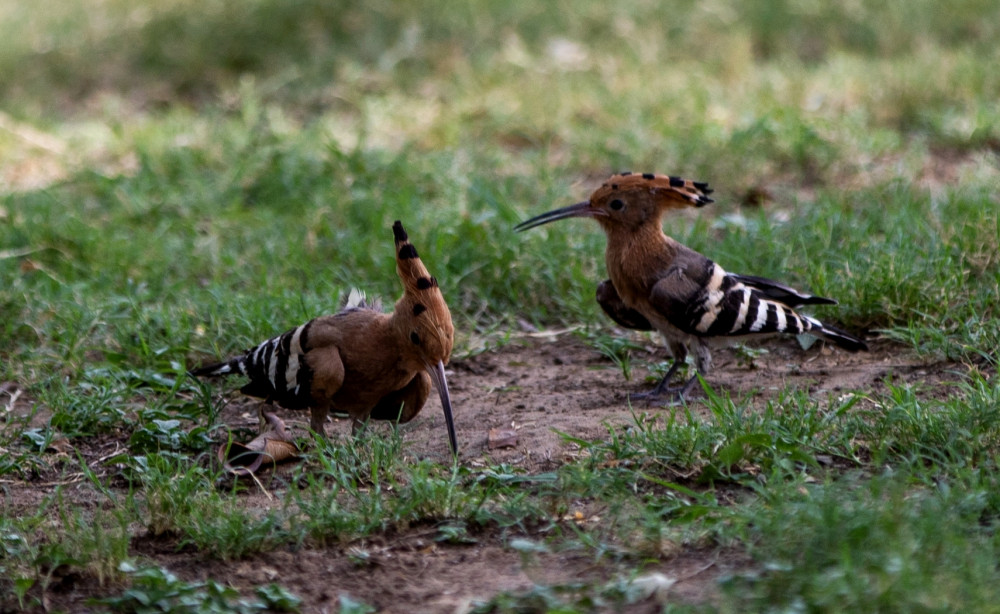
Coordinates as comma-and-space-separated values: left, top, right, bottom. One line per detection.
2, 333, 965, 613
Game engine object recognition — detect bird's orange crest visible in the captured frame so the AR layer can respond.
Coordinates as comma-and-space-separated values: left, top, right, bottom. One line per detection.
393, 221, 437, 294
590, 172, 714, 209
391, 220, 454, 363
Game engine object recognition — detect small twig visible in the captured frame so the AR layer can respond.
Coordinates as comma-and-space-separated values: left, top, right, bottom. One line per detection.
512, 326, 582, 340
0, 247, 42, 261
674, 555, 720, 582
246, 470, 274, 501
36, 475, 86, 487
90, 443, 125, 466
0, 110, 67, 153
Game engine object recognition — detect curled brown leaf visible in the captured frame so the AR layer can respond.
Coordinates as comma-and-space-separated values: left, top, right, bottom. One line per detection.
218, 411, 299, 476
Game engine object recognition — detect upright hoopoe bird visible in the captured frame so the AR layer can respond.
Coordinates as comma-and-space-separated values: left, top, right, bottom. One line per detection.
516, 172, 867, 401
190, 221, 458, 453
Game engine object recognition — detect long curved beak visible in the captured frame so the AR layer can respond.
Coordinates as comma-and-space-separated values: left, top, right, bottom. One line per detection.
426, 360, 458, 455
514, 201, 597, 232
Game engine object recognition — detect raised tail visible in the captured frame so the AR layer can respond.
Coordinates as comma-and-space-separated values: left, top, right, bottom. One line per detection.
188, 356, 246, 378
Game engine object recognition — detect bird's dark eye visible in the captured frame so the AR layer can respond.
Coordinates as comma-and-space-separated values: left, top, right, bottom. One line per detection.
410, 331, 421, 345
609, 199, 624, 211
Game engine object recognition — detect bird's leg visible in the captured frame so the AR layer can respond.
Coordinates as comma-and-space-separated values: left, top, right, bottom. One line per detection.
304, 346, 343, 438
677, 373, 700, 398
650, 358, 684, 394
629, 341, 700, 404
628, 359, 690, 403
310, 401, 330, 438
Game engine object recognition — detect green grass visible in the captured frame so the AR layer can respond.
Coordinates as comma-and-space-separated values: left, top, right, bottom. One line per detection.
92, 563, 302, 613
2, 0, 1000, 610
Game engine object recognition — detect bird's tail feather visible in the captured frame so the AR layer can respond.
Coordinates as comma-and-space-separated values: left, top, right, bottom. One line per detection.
189, 357, 246, 378
805, 317, 868, 352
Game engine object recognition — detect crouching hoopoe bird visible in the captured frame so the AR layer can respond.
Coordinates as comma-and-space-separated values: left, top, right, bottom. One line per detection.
516, 172, 868, 402
190, 221, 458, 454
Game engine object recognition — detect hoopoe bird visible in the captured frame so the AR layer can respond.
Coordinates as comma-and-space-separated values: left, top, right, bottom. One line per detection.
516, 172, 867, 401
190, 221, 458, 453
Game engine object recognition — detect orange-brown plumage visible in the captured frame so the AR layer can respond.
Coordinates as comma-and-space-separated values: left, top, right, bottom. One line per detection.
191, 221, 458, 453
517, 172, 866, 401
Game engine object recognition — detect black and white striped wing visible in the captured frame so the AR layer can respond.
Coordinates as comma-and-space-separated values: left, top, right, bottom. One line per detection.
651, 263, 814, 339
727, 273, 836, 307
196, 321, 317, 408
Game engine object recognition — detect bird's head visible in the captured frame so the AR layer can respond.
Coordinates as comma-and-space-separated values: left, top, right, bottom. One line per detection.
515, 172, 713, 234
390, 220, 457, 454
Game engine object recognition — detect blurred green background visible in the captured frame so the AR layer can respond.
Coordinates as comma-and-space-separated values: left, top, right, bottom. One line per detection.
3, 0, 998, 375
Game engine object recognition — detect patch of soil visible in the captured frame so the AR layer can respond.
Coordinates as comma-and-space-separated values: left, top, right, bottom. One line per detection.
126, 534, 749, 614
319, 333, 957, 470
3, 334, 963, 612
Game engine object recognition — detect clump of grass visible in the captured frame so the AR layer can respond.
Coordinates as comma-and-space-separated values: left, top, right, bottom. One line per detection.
584, 331, 645, 381
292, 433, 551, 545
0, 493, 134, 609
179, 502, 286, 561
728, 472, 1000, 612
852, 375, 1000, 470
93, 563, 301, 613
127, 453, 221, 537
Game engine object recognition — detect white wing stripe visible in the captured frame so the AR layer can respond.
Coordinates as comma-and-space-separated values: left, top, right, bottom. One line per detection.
266, 337, 280, 388
749, 299, 769, 332
729, 288, 753, 333
284, 325, 307, 390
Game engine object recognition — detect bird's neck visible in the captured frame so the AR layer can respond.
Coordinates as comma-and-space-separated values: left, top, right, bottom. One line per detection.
604, 221, 678, 306
388, 304, 413, 336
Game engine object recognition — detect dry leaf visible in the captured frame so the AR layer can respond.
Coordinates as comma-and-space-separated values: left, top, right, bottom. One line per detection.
488, 428, 518, 449
46, 437, 73, 456
219, 412, 299, 476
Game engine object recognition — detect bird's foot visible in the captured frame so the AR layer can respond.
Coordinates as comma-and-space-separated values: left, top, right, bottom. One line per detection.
628, 387, 686, 406
629, 374, 699, 406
